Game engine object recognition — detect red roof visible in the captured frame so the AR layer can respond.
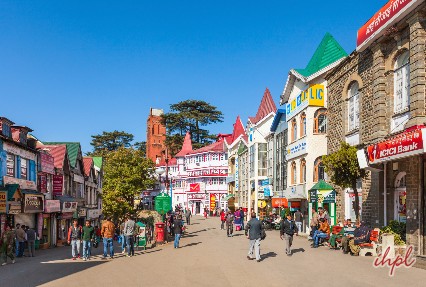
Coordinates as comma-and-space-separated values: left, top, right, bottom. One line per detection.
225, 115, 246, 145
83, 157, 93, 177
249, 88, 277, 124
156, 157, 177, 167
188, 139, 225, 155
175, 132, 193, 157
37, 144, 67, 169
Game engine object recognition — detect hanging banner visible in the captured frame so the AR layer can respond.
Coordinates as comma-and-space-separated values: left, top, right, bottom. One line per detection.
0, 191, 7, 213
53, 175, 63, 196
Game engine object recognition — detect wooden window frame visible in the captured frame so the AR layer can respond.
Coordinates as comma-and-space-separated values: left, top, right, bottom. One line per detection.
314, 109, 327, 134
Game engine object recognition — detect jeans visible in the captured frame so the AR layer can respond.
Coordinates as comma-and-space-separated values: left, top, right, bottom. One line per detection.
71, 239, 81, 258
241, 220, 244, 230
174, 234, 181, 248
126, 236, 134, 256
313, 231, 328, 246
27, 240, 35, 257
248, 238, 261, 261
221, 221, 225, 230
295, 222, 302, 233
17, 242, 25, 257
283, 233, 293, 255
186, 216, 190, 225
15, 240, 20, 257
121, 235, 127, 252
226, 224, 233, 236
103, 238, 114, 258
82, 240, 91, 258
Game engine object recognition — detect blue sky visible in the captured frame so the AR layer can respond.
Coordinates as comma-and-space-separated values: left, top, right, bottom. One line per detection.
0, 0, 385, 153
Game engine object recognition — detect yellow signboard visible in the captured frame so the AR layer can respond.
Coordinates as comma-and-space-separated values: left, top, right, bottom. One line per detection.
286, 84, 325, 119
0, 191, 7, 213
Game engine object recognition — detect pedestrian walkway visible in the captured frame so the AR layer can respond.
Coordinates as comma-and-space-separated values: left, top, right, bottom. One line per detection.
0, 216, 425, 287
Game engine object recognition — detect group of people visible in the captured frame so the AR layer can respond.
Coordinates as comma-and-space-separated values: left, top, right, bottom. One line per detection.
1, 223, 38, 266
220, 208, 245, 237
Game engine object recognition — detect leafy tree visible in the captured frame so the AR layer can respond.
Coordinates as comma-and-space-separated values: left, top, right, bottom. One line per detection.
162, 100, 224, 154
88, 130, 134, 156
164, 134, 184, 157
134, 141, 147, 156
102, 147, 155, 221
322, 142, 368, 220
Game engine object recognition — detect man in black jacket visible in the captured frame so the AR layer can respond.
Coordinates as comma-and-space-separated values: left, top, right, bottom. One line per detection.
245, 212, 263, 262
280, 214, 298, 256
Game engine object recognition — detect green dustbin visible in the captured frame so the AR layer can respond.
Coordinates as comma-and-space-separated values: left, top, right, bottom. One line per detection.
35, 239, 40, 250
137, 236, 146, 249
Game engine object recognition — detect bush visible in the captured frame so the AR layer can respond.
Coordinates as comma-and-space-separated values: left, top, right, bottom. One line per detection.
381, 220, 406, 245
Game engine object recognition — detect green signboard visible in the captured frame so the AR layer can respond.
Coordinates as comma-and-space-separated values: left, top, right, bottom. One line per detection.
155, 193, 172, 215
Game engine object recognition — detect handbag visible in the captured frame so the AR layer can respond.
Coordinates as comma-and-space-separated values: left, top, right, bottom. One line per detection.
93, 241, 98, 248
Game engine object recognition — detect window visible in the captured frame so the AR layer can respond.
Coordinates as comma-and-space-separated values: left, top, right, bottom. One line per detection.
291, 119, 297, 141
6, 153, 15, 177
21, 158, 28, 180
291, 161, 297, 185
300, 113, 306, 137
314, 109, 327, 134
394, 50, 410, 113
220, 154, 225, 161
314, 157, 325, 182
258, 143, 267, 176
348, 82, 360, 132
212, 178, 219, 185
300, 159, 306, 183
249, 145, 255, 178
212, 154, 219, 161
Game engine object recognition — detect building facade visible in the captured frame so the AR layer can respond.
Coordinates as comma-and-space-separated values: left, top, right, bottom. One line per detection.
146, 108, 166, 164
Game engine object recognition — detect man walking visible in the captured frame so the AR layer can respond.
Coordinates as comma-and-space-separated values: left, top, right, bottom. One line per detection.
173, 216, 183, 248
309, 207, 319, 239
280, 214, 298, 256
294, 209, 303, 234
14, 224, 21, 257
245, 212, 263, 262
67, 219, 82, 260
26, 226, 37, 257
220, 209, 226, 230
101, 217, 115, 259
1, 225, 15, 265
82, 220, 95, 261
240, 208, 245, 230
124, 215, 136, 257
226, 211, 234, 237
185, 208, 192, 225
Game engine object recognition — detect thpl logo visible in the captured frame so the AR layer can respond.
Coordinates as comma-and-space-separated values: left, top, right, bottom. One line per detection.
373, 245, 416, 276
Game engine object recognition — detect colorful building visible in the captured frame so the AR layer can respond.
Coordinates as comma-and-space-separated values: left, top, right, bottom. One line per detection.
146, 108, 167, 164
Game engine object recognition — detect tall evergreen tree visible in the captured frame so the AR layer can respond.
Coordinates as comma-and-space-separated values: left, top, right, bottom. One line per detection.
88, 130, 134, 156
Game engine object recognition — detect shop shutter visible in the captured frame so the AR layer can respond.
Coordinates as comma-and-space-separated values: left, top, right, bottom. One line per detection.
29, 160, 36, 182
14, 213, 36, 229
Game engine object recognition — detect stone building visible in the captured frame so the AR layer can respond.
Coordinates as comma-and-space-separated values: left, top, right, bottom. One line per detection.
326, 0, 426, 257
146, 108, 166, 164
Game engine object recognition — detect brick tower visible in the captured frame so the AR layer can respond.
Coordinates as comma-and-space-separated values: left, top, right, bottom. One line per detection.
146, 108, 166, 164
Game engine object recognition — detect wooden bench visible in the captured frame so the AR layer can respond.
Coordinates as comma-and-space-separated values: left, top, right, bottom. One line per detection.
359, 229, 380, 256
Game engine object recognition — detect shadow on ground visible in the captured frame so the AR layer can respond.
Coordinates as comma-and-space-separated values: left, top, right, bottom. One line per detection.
262, 252, 277, 260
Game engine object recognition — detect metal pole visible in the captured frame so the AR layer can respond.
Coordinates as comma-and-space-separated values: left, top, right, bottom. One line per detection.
384, 162, 387, 226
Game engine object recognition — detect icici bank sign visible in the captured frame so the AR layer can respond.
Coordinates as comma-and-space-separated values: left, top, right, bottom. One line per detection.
367, 128, 426, 164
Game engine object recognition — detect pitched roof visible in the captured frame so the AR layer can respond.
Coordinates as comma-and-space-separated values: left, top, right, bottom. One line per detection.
43, 142, 81, 168
175, 132, 193, 157
93, 157, 103, 169
294, 33, 348, 78
270, 109, 287, 132
249, 88, 277, 124
37, 144, 67, 169
225, 116, 246, 145
188, 139, 225, 155
83, 157, 94, 177
309, 180, 334, 191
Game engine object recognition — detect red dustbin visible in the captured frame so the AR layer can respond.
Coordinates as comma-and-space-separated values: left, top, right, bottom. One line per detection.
155, 223, 165, 243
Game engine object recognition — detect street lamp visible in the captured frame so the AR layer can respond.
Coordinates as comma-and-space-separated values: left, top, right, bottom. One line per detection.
155, 167, 165, 191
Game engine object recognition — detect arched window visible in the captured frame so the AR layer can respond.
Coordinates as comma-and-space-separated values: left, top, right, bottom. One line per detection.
394, 50, 410, 113
291, 119, 297, 142
291, 161, 297, 185
300, 159, 306, 183
348, 82, 360, 132
314, 109, 327, 134
314, 157, 325, 182
300, 113, 306, 137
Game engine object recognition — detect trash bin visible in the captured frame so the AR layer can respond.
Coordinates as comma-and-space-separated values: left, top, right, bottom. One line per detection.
35, 239, 40, 250
155, 222, 165, 243
137, 236, 147, 250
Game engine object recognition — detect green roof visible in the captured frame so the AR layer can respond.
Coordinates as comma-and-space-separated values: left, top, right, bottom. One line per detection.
309, 180, 334, 191
93, 157, 103, 169
294, 33, 347, 78
43, 142, 81, 168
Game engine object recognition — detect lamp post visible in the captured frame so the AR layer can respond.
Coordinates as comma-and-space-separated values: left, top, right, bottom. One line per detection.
155, 167, 165, 192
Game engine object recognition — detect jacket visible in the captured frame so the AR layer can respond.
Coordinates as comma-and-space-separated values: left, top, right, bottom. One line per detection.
244, 218, 263, 240
226, 214, 234, 225
354, 225, 370, 245
68, 225, 82, 241
280, 219, 298, 236
124, 220, 136, 236
220, 212, 226, 221
173, 221, 183, 235
319, 221, 330, 235
101, 221, 115, 238
15, 228, 26, 243
26, 228, 37, 241
82, 226, 95, 241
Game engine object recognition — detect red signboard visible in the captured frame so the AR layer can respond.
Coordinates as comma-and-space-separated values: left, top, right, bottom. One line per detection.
272, 198, 288, 208
187, 169, 228, 178
38, 174, 47, 193
52, 175, 63, 196
210, 194, 216, 211
367, 128, 425, 164
40, 152, 55, 174
189, 183, 201, 192
357, 0, 422, 51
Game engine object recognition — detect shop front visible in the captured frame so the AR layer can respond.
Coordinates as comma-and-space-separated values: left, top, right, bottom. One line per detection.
77, 207, 87, 226
57, 199, 78, 245
308, 180, 337, 226
44, 199, 61, 247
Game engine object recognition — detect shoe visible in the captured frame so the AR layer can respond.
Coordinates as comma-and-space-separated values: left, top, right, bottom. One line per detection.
256, 259, 261, 262
83, 258, 87, 261
343, 251, 349, 254
312, 245, 318, 248
1, 263, 6, 266
122, 250, 126, 254
287, 253, 292, 257
110, 256, 114, 259
77, 254, 81, 259
72, 257, 76, 260
247, 256, 254, 260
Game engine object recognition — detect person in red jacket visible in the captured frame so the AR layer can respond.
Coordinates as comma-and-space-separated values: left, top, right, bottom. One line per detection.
67, 220, 82, 260
220, 210, 226, 230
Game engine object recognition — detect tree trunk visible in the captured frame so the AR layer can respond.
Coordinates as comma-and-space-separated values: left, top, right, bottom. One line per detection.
352, 181, 360, 221
196, 120, 200, 144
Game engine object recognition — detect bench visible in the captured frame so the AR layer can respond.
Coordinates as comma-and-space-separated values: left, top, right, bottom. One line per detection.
359, 229, 380, 256
319, 226, 342, 246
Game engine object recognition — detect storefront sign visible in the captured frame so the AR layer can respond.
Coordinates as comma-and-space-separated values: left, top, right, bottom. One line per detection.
87, 209, 101, 219
284, 184, 306, 199
258, 192, 265, 200
235, 156, 239, 190
187, 193, 205, 200
286, 84, 325, 120
357, 0, 422, 52
0, 191, 7, 213
210, 194, 216, 211
263, 187, 271, 197
23, 194, 44, 213
3, 176, 37, 190
189, 183, 201, 192
40, 152, 55, 174
45, 200, 61, 213
367, 128, 425, 164
78, 208, 87, 218
286, 138, 307, 160
38, 174, 47, 193
2, 142, 36, 161
62, 201, 78, 213
272, 198, 288, 208
186, 169, 228, 177
53, 175, 63, 196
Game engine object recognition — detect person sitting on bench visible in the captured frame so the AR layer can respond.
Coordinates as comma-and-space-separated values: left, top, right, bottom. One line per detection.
342, 221, 370, 256
312, 218, 330, 248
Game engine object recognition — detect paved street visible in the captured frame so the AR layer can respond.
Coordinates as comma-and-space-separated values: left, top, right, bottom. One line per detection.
1, 216, 425, 287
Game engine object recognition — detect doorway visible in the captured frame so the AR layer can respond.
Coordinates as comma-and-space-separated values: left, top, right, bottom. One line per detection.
394, 172, 407, 223
195, 202, 201, 214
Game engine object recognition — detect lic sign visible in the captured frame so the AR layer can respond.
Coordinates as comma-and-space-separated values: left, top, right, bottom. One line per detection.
286, 84, 325, 120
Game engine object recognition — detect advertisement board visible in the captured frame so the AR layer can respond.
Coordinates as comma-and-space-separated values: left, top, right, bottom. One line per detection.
53, 175, 63, 196
286, 84, 325, 120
